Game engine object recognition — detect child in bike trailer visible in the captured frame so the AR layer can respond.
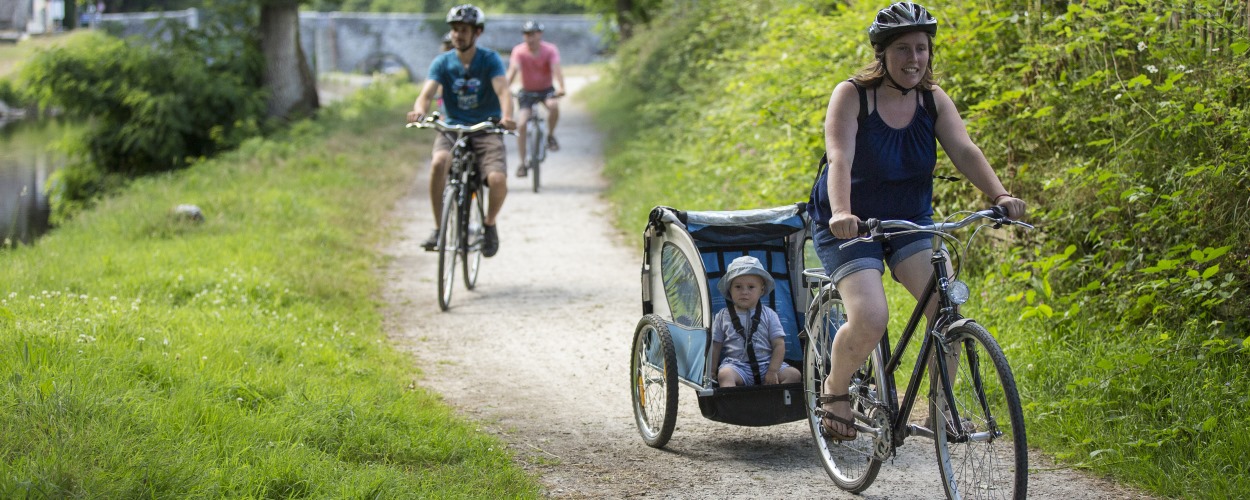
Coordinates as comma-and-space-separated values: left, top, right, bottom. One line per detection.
709, 256, 802, 388
507, 20, 566, 177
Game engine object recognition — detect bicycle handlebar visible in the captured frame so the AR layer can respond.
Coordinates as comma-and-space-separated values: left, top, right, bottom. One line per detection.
840, 207, 1033, 250
405, 112, 513, 135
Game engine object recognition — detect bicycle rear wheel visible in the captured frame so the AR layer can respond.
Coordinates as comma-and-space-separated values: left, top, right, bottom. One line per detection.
932, 322, 1028, 500
804, 289, 883, 493
528, 117, 543, 193
630, 314, 678, 448
436, 185, 459, 311
462, 184, 485, 289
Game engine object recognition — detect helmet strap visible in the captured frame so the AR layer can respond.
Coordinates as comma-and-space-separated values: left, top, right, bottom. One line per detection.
884, 70, 915, 95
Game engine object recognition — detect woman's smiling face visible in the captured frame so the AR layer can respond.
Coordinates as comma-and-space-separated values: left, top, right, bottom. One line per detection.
883, 31, 931, 88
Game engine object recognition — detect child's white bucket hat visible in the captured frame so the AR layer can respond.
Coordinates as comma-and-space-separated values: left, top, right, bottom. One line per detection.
718, 255, 776, 298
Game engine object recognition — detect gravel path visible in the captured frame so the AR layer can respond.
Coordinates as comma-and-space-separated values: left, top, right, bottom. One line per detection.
381, 75, 1152, 499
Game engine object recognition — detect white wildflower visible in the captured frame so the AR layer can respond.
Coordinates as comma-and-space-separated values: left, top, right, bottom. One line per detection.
1145, 65, 1158, 74
1137, 41, 1147, 51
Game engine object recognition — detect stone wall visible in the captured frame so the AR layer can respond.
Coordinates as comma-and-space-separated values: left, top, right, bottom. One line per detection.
299, 12, 605, 79
95, 10, 604, 81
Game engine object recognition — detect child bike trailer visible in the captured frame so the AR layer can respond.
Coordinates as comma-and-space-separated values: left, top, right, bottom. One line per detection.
630, 204, 813, 448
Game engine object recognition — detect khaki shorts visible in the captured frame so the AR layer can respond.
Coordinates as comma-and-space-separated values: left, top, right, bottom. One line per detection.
434, 132, 507, 176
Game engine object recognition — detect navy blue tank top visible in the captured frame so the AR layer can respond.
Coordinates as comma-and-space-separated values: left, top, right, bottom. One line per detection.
808, 83, 937, 224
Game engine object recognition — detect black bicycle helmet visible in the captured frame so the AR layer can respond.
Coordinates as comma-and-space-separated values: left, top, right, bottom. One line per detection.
868, 2, 937, 45
522, 21, 544, 33
446, 4, 485, 28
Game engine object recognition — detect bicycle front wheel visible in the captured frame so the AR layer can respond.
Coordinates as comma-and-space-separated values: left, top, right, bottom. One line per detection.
932, 322, 1028, 500
528, 118, 543, 193
436, 185, 459, 311
462, 184, 485, 289
804, 289, 883, 493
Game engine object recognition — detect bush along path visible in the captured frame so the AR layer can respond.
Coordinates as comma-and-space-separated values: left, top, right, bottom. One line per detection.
381, 73, 1157, 499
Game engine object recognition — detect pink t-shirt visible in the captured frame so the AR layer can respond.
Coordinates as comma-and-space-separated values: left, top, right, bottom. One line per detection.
510, 41, 560, 92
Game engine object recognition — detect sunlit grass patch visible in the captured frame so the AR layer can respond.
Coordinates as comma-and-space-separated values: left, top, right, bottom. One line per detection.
0, 81, 540, 497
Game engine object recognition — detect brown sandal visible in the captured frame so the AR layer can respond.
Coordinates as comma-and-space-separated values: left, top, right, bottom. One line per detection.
815, 394, 858, 441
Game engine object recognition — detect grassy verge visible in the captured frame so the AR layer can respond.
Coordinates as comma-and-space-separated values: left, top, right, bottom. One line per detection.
0, 81, 541, 497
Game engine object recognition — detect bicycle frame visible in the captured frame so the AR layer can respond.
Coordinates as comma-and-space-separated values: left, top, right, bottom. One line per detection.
445, 132, 481, 199
876, 239, 967, 447
808, 207, 1033, 497
844, 209, 1033, 449
526, 106, 546, 157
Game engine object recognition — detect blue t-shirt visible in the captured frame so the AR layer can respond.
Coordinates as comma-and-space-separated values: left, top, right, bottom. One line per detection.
427, 48, 506, 125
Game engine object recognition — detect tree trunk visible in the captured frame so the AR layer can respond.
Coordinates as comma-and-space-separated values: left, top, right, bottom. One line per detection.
616, 0, 635, 40
260, 1, 318, 121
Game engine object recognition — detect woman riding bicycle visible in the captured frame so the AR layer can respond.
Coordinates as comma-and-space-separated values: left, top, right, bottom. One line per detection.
806, 1, 1027, 441
407, 4, 515, 257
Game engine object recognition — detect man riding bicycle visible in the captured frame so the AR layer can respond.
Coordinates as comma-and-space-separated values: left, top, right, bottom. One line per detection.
506, 20, 566, 178
407, 4, 515, 257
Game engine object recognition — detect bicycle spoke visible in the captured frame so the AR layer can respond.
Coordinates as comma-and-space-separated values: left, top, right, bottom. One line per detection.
805, 290, 883, 493
933, 323, 1027, 500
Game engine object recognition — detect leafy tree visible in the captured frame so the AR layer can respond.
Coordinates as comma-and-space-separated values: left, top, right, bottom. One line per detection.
580, 0, 661, 39
19, 23, 265, 209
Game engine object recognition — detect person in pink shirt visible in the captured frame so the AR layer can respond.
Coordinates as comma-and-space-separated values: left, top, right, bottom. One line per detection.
506, 21, 566, 177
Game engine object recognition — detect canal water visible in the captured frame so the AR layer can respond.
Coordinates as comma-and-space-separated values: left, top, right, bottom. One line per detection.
0, 119, 68, 246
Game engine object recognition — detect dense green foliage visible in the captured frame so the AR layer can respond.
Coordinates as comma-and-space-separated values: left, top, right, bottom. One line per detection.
17, 24, 266, 217
586, 0, 1249, 497
0, 80, 541, 497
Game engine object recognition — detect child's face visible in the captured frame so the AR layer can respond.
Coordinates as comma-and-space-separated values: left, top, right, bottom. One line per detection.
728, 275, 766, 311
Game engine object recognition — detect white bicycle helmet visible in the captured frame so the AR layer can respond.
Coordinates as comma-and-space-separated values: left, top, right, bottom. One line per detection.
446, 4, 485, 28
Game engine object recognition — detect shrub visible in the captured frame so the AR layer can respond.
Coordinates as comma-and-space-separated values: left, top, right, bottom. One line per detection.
18, 23, 266, 222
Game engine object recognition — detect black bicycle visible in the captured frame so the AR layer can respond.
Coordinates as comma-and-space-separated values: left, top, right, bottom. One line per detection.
517, 90, 559, 193
407, 113, 509, 311
803, 207, 1033, 499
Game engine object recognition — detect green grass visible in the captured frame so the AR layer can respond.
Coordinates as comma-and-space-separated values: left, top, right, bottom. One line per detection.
0, 81, 541, 497
966, 295, 1250, 498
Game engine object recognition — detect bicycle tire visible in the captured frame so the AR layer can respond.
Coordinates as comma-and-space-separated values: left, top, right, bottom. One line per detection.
462, 184, 485, 289
932, 321, 1028, 500
528, 116, 543, 193
436, 185, 459, 311
630, 314, 678, 448
804, 289, 883, 492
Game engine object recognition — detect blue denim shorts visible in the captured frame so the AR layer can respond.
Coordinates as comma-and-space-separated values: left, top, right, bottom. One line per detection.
812, 219, 938, 284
